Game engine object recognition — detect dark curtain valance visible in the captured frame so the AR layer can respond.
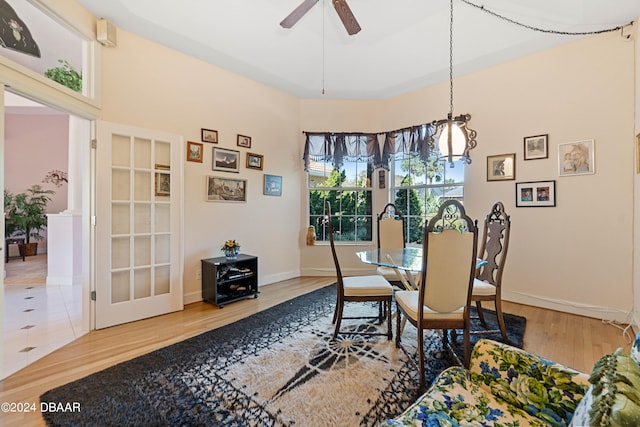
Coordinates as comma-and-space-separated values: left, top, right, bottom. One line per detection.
303, 132, 382, 171
380, 124, 435, 169
302, 122, 437, 171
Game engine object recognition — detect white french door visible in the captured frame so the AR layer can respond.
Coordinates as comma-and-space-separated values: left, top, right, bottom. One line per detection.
95, 121, 183, 329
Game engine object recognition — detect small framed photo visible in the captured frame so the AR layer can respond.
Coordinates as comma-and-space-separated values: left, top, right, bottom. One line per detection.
237, 134, 251, 148
206, 176, 247, 202
186, 141, 203, 163
201, 128, 218, 143
246, 153, 263, 170
524, 134, 548, 160
263, 174, 282, 196
516, 180, 556, 207
487, 153, 515, 181
558, 139, 595, 176
155, 172, 170, 196
378, 170, 385, 189
212, 147, 240, 173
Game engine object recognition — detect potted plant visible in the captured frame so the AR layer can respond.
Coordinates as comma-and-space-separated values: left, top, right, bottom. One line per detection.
44, 59, 82, 92
10, 184, 55, 256
4, 190, 18, 239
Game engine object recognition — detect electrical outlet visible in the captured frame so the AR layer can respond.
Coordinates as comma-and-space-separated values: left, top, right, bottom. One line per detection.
196, 270, 202, 280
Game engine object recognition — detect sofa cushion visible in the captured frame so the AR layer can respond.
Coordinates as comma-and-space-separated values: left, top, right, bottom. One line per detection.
469, 339, 589, 426
571, 348, 640, 427
380, 366, 550, 427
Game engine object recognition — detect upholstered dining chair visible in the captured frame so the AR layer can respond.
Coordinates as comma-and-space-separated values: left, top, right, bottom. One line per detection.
326, 201, 394, 340
471, 201, 511, 341
376, 203, 412, 287
395, 199, 478, 390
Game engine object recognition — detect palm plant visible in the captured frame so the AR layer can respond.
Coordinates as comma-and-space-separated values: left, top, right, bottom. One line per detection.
11, 184, 55, 244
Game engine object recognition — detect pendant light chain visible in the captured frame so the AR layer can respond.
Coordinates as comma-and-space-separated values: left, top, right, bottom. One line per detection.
448, 0, 454, 117
322, 0, 326, 95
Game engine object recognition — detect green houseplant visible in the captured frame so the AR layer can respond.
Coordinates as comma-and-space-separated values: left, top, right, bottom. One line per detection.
44, 59, 82, 92
9, 184, 55, 256
4, 190, 18, 239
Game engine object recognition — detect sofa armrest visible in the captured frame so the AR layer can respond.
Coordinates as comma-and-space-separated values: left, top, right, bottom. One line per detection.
468, 339, 590, 426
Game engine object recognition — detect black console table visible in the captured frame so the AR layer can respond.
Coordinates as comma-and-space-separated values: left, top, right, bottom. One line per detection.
201, 254, 258, 308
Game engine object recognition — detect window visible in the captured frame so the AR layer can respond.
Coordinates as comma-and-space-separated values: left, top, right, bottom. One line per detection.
304, 133, 380, 244
391, 152, 464, 244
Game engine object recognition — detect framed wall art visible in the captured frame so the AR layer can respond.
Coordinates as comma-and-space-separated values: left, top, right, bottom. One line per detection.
246, 153, 263, 170
558, 139, 594, 176
201, 128, 218, 143
487, 153, 515, 181
212, 147, 240, 173
237, 134, 251, 148
155, 172, 170, 196
515, 180, 556, 207
186, 141, 203, 163
206, 176, 247, 202
524, 134, 548, 160
263, 174, 282, 196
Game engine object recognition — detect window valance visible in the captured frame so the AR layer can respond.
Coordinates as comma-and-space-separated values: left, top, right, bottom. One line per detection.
380, 124, 435, 169
303, 132, 381, 171
302, 122, 437, 171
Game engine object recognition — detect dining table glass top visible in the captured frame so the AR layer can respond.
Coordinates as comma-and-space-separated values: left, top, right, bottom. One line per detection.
355, 247, 423, 271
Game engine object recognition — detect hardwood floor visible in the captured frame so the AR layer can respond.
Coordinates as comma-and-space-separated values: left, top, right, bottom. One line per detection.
0, 276, 633, 426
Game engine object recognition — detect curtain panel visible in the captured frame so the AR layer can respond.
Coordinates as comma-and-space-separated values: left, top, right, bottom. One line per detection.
381, 124, 435, 169
303, 132, 382, 171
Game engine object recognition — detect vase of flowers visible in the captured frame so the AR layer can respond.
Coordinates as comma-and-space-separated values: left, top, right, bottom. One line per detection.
221, 240, 240, 260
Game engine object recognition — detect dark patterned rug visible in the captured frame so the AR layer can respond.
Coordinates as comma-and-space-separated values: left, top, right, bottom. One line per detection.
40, 284, 525, 427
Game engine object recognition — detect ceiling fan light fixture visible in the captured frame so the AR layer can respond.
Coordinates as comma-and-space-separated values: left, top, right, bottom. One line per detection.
280, 0, 360, 35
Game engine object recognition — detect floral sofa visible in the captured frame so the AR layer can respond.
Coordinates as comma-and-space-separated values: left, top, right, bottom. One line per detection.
382, 334, 640, 427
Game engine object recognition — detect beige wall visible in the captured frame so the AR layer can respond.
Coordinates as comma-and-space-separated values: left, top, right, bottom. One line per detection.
634, 20, 640, 331
301, 32, 636, 322
98, 29, 303, 303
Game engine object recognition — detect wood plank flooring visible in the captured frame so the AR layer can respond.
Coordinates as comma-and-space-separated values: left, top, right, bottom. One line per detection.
0, 276, 633, 427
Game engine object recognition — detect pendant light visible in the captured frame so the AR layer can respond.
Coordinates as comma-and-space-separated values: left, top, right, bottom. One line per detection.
433, 0, 477, 166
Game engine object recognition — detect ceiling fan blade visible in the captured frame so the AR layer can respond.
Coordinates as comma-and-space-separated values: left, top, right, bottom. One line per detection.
280, 0, 320, 29
332, 0, 361, 35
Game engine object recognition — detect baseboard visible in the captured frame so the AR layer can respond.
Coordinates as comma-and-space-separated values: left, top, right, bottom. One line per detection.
503, 290, 631, 323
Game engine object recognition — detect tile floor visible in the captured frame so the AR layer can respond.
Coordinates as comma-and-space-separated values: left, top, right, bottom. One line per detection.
2, 255, 83, 379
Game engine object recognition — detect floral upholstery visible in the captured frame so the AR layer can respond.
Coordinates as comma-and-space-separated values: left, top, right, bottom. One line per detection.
381, 338, 591, 427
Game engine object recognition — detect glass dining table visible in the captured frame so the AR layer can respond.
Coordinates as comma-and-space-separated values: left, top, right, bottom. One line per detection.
355, 247, 487, 291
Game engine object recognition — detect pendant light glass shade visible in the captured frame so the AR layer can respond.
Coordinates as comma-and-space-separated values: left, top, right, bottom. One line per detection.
438, 119, 466, 161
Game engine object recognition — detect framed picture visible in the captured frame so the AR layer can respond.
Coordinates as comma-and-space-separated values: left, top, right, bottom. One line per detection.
155, 172, 170, 196
558, 139, 595, 176
378, 170, 385, 189
515, 180, 556, 207
206, 176, 247, 202
487, 153, 515, 181
263, 174, 282, 196
237, 134, 251, 148
246, 153, 263, 170
201, 128, 218, 143
186, 141, 203, 163
524, 134, 548, 160
212, 147, 240, 173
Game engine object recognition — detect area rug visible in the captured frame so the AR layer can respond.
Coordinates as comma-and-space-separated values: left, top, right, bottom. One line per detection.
41, 284, 525, 427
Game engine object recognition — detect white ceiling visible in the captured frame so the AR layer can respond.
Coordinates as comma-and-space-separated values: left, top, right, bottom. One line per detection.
65, 1, 640, 99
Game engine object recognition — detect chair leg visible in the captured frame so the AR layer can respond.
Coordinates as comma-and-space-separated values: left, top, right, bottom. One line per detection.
418, 326, 426, 390
463, 323, 471, 368
333, 301, 344, 339
386, 299, 392, 340
395, 307, 402, 347
476, 300, 487, 327
494, 298, 509, 341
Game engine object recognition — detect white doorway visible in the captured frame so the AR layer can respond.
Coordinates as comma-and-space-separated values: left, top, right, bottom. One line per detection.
2, 92, 89, 378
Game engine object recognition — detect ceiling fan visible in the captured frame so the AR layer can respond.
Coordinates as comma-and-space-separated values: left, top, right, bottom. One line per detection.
280, 0, 362, 35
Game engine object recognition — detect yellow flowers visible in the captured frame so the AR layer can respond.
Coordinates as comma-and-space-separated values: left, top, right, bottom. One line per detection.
221, 240, 240, 250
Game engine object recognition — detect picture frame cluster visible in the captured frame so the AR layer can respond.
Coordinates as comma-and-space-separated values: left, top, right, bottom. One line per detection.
187, 127, 281, 201
487, 133, 595, 208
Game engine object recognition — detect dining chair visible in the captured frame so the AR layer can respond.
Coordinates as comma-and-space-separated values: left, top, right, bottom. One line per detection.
376, 203, 412, 287
395, 199, 478, 389
471, 201, 511, 341
326, 201, 393, 340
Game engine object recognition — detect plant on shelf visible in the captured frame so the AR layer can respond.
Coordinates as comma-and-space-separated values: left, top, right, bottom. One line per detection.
9, 184, 55, 256
221, 239, 241, 259
4, 190, 18, 239
44, 59, 82, 92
